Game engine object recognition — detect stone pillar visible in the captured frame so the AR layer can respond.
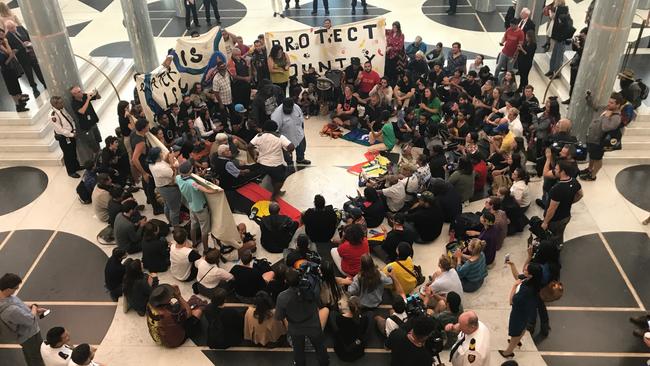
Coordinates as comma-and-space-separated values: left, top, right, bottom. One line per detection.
567, 0, 638, 140
515, 0, 544, 32
120, 0, 159, 73
173, 0, 185, 17
17, 0, 81, 107
638, 0, 650, 10
474, 0, 496, 13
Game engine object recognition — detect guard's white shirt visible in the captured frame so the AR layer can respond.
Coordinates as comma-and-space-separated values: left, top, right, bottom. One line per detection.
49, 108, 76, 138
40, 343, 72, 366
451, 320, 491, 366
251, 132, 292, 167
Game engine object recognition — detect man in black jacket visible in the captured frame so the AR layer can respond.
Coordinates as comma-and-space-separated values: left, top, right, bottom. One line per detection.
250, 79, 284, 128
5, 20, 45, 97
256, 202, 299, 253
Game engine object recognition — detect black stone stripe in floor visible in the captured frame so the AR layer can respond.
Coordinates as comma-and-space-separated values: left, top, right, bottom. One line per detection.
0, 349, 28, 366
537, 310, 649, 353
202, 349, 390, 366
0, 230, 52, 278
0, 230, 9, 246
17, 232, 113, 302
615, 165, 650, 211
542, 355, 649, 366
606, 231, 650, 308
553, 233, 638, 308
0, 304, 116, 345
0, 167, 48, 216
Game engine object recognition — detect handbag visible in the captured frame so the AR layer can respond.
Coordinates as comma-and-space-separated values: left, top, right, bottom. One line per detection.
192, 265, 215, 294
539, 280, 564, 302
395, 259, 425, 285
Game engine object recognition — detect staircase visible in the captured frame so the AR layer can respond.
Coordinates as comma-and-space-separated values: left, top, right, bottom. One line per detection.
0, 56, 134, 167
533, 51, 650, 164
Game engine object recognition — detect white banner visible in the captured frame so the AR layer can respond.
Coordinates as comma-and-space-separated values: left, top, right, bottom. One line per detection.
135, 27, 235, 122
264, 17, 387, 79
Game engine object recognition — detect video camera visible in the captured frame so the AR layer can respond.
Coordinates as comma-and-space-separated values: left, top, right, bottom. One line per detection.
404, 293, 445, 364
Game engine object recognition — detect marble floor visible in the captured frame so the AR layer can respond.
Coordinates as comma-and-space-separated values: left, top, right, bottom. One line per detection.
1, 0, 650, 365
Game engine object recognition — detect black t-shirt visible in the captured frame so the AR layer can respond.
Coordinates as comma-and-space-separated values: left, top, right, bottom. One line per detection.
205, 305, 244, 349
339, 94, 358, 112
362, 200, 387, 228
230, 265, 266, 298
130, 133, 151, 172
159, 122, 177, 144
460, 79, 481, 99
386, 328, 433, 366
104, 257, 125, 291
396, 79, 414, 94
548, 177, 581, 222
72, 94, 99, 131
302, 207, 338, 243
344, 65, 361, 84
429, 154, 447, 180
119, 115, 132, 137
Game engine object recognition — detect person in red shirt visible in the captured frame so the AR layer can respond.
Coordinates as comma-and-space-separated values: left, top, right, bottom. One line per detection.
471, 153, 488, 195
495, 18, 524, 82
330, 223, 369, 277
354, 61, 381, 104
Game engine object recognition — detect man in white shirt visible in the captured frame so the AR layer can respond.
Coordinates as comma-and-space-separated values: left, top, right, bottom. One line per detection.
67, 343, 104, 366
41, 327, 73, 366
429, 255, 464, 299
49, 96, 80, 178
249, 120, 295, 200
448, 311, 491, 366
170, 227, 202, 281
380, 175, 407, 212
212, 62, 233, 116
194, 248, 234, 297
271, 98, 310, 165
506, 107, 523, 139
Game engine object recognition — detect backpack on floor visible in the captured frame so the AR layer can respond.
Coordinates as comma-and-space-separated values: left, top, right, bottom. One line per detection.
636, 79, 649, 100
320, 123, 342, 139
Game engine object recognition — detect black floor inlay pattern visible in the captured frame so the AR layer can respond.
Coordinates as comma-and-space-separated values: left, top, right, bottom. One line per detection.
0, 349, 27, 366
542, 355, 649, 366
615, 165, 650, 211
283, 0, 389, 27
17, 231, 113, 302
145, 0, 247, 38
79, 0, 114, 12
0, 166, 48, 216
90, 41, 133, 58
67, 20, 92, 37
537, 310, 649, 353
0, 230, 52, 278
422, 0, 511, 32
203, 349, 390, 366
605, 231, 650, 308
553, 233, 637, 308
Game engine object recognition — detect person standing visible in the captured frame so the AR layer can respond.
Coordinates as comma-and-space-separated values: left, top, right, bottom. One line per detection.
176, 160, 217, 250
384, 22, 405, 86
311, 0, 329, 15
516, 8, 536, 34
351, 0, 367, 15
4, 20, 46, 98
275, 269, 329, 366
249, 120, 295, 200
268, 45, 291, 95
271, 98, 310, 165
447, 0, 458, 15
563, 27, 587, 104
0, 273, 46, 366
546, 0, 572, 78
148, 147, 182, 226
131, 119, 164, 215
70, 85, 101, 162
581, 93, 623, 181
495, 18, 524, 82
272, 0, 285, 18
448, 310, 491, 366
212, 62, 233, 118
203, 0, 220, 26
542, 159, 583, 244
49, 96, 81, 178
516, 30, 537, 92
250, 40, 270, 85
227, 48, 252, 109
0, 29, 29, 112
184, 0, 200, 30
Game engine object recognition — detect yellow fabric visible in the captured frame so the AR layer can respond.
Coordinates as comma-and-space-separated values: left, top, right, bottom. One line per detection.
252, 200, 272, 218
382, 257, 417, 295
500, 131, 517, 154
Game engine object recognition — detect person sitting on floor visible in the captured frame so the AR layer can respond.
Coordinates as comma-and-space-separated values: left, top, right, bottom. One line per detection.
382, 242, 418, 296
210, 144, 260, 190
123, 258, 158, 316
205, 288, 245, 349
256, 202, 299, 254
40, 326, 73, 366
301, 194, 339, 243
331, 224, 369, 277
170, 227, 202, 282
286, 234, 321, 268
405, 191, 444, 243
113, 200, 146, 254
348, 254, 395, 309
68, 343, 106, 366
379, 213, 417, 263
230, 249, 274, 303
332, 295, 369, 362
91, 173, 113, 222
243, 290, 287, 347
194, 248, 234, 298
428, 255, 464, 299
374, 297, 409, 338
104, 248, 127, 301
146, 284, 203, 348
454, 238, 488, 293
141, 222, 170, 273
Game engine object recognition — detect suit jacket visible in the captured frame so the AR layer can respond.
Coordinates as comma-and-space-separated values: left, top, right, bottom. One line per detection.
517, 18, 536, 34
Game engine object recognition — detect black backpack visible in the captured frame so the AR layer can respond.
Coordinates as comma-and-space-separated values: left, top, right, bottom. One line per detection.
636, 79, 649, 101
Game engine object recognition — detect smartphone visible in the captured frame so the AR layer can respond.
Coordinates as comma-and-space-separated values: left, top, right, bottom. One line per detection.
40, 309, 51, 319
504, 253, 511, 264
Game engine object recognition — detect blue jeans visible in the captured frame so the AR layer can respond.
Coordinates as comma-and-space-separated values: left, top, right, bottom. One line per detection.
549, 39, 566, 73
494, 52, 513, 82
158, 185, 182, 226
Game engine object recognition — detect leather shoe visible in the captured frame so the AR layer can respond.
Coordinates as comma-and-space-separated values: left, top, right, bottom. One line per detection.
296, 159, 311, 165
68, 173, 81, 178
630, 314, 650, 326
561, 99, 570, 105
633, 328, 647, 338
544, 71, 553, 77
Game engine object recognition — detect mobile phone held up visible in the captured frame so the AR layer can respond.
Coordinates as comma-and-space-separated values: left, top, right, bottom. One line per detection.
40, 309, 51, 319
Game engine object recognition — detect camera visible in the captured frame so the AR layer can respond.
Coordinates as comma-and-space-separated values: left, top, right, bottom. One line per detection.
405, 293, 427, 318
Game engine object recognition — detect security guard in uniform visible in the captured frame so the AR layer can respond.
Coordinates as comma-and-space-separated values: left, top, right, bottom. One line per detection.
447, 310, 491, 366
49, 96, 81, 178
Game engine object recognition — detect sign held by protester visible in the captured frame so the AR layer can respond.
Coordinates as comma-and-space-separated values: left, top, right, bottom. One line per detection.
135, 27, 234, 122
265, 18, 386, 79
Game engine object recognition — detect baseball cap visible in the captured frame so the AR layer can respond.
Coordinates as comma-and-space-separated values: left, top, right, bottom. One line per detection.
234, 104, 246, 113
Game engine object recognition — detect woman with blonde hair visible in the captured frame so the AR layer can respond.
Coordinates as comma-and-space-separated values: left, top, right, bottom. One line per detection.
453, 237, 488, 292
0, 3, 20, 29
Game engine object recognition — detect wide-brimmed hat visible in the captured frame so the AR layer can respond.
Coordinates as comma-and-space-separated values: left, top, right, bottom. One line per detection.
149, 284, 175, 307
618, 69, 635, 81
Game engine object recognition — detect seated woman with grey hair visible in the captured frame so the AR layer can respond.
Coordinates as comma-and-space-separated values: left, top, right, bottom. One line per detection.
209, 144, 261, 190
